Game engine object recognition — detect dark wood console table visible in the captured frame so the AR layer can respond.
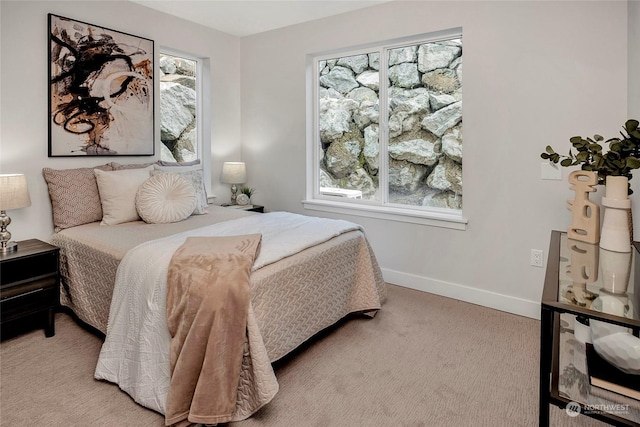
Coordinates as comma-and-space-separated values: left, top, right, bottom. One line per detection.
540, 231, 640, 426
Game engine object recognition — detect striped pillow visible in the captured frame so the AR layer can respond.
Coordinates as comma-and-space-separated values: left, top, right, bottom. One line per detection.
43, 165, 113, 232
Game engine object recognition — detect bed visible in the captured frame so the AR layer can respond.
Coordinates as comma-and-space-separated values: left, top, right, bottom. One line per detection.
44, 163, 386, 425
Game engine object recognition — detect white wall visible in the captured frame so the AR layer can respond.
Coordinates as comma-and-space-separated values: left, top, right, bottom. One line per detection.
240, 1, 629, 318
630, 0, 640, 120
0, 1, 242, 239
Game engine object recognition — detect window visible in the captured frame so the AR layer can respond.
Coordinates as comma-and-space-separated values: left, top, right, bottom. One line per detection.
306, 29, 466, 228
159, 51, 200, 163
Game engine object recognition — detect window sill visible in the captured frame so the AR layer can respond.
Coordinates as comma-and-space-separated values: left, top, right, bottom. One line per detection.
301, 199, 467, 230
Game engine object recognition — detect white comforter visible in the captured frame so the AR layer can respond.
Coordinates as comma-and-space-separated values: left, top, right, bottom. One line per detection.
94, 211, 361, 416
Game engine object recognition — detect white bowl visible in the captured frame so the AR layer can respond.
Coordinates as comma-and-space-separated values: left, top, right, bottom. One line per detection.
592, 332, 640, 375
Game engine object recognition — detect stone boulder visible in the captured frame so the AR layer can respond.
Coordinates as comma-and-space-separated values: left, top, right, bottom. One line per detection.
347, 168, 377, 198
353, 101, 379, 130
388, 63, 420, 89
319, 66, 359, 94
389, 139, 440, 166
368, 52, 380, 70
442, 126, 462, 163
160, 82, 195, 141
356, 70, 380, 91
418, 43, 461, 73
389, 46, 418, 66
421, 101, 462, 137
426, 156, 462, 194
389, 91, 430, 115
363, 125, 379, 172
389, 159, 429, 193
159, 56, 176, 74
337, 55, 369, 74
422, 68, 461, 94
324, 139, 362, 179
319, 97, 358, 143
161, 74, 196, 90
346, 87, 378, 104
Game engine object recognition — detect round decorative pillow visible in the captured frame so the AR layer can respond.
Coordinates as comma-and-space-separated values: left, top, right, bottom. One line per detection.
135, 173, 197, 224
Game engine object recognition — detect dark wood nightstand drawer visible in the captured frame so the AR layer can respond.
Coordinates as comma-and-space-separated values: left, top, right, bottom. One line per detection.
0, 239, 60, 338
1, 278, 57, 322
0, 251, 57, 286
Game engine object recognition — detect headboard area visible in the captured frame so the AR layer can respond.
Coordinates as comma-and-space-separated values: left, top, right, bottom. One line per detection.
42, 160, 205, 232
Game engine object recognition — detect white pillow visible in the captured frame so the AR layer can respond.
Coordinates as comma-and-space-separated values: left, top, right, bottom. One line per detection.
136, 174, 197, 224
94, 166, 154, 225
152, 164, 208, 214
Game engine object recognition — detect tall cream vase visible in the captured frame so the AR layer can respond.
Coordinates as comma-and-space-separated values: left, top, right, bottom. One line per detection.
599, 176, 632, 253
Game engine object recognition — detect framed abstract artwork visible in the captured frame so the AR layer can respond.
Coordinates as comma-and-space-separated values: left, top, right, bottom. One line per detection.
48, 14, 154, 157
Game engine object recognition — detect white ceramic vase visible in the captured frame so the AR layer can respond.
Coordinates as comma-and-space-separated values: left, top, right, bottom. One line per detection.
599, 176, 632, 253
599, 247, 632, 294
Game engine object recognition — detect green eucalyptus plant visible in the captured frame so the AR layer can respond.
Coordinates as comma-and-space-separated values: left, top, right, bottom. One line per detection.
541, 119, 640, 193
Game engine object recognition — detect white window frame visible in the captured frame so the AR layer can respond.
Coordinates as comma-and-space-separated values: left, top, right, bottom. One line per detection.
158, 47, 212, 197
303, 28, 467, 230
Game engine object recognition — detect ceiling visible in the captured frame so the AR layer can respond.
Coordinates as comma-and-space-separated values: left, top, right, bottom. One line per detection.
130, 0, 392, 37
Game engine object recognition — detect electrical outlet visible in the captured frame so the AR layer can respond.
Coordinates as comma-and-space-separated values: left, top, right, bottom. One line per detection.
531, 249, 544, 267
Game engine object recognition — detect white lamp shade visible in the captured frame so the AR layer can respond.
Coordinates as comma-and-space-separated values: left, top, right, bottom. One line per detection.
221, 162, 247, 184
0, 174, 31, 211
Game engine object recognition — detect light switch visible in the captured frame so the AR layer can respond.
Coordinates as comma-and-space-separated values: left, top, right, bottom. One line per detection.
541, 162, 562, 180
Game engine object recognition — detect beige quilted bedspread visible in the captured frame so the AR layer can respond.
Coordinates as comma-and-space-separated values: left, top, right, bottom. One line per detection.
50, 207, 387, 364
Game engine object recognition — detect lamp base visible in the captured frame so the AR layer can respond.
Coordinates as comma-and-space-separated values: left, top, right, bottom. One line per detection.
230, 184, 238, 205
0, 241, 17, 253
0, 210, 17, 253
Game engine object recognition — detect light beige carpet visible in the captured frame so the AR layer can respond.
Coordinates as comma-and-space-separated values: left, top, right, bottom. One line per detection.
0, 284, 606, 426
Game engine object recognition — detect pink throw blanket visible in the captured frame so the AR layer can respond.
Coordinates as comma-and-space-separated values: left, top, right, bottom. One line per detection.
165, 235, 262, 426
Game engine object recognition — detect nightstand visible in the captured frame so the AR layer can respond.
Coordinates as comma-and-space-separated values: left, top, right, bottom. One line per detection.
221, 204, 265, 213
1, 239, 60, 338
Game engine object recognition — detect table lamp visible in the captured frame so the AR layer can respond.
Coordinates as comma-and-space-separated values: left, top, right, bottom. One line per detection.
221, 162, 246, 205
0, 174, 31, 253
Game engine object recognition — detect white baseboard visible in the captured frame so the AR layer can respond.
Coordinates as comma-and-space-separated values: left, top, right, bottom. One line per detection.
381, 268, 541, 320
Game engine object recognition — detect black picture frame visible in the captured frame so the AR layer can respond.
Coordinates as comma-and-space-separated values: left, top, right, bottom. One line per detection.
48, 14, 154, 157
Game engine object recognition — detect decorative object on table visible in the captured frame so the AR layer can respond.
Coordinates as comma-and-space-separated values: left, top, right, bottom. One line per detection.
590, 331, 640, 376
565, 238, 600, 344
221, 162, 247, 205
589, 289, 630, 351
585, 343, 640, 400
48, 14, 154, 156
236, 194, 250, 206
600, 175, 632, 252
541, 119, 640, 242
564, 238, 599, 312
589, 289, 639, 375
567, 171, 600, 244
541, 119, 640, 190
567, 238, 599, 284
599, 247, 632, 294
240, 186, 256, 201
0, 174, 31, 253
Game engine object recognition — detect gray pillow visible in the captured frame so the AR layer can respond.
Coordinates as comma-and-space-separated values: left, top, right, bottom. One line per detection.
152, 165, 208, 214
